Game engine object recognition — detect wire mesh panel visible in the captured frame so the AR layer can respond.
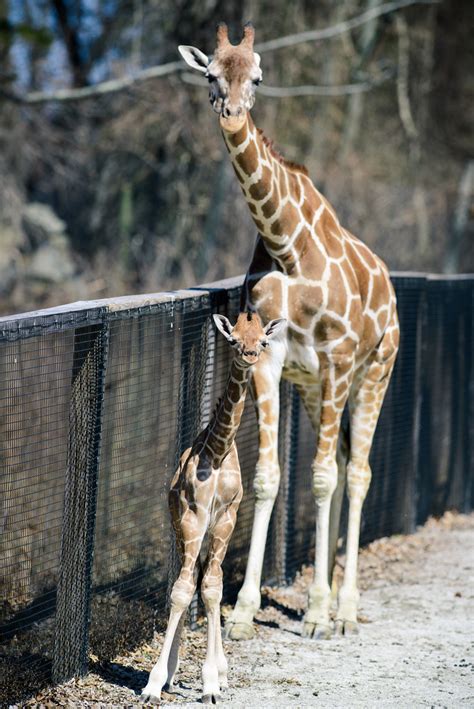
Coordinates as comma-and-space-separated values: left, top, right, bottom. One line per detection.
0, 312, 108, 704
417, 277, 474, 521
90, 302, 192, 659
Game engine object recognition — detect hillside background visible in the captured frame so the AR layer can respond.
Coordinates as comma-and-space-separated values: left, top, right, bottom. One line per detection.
0, 0, 472, 316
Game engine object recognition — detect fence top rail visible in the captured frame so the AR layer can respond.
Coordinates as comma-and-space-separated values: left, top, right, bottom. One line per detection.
0, 272, 472, 341
392, 271, 474, 280
0, 276, 244, 342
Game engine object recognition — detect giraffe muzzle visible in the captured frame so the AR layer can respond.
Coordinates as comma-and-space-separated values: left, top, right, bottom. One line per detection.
222, 103, 244, 118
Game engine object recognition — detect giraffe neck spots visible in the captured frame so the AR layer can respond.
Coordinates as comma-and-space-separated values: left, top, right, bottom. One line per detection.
223, 114, 328, 274
203, 359, 249, 466
224, 115, 398, 365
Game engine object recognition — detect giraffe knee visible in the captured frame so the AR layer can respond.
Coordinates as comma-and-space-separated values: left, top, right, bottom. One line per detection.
253, 463, 280, 501
201, 575, 223, 607
312, 459, 338, 501
170, 578, 195, 610
347, 461, 372, 500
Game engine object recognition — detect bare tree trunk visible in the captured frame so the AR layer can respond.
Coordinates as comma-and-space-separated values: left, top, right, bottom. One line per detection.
444, 161, 474, 274
50, 0, 88, 87
340, 0, 381, 158
308, 2, 353, 171
395, 13, 429, 255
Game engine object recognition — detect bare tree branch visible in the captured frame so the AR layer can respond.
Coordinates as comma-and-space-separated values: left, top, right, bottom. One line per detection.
2, 0, 438, 105
3, 61, 183, 104
181, 69, 394, 97
255, 0, 438, 53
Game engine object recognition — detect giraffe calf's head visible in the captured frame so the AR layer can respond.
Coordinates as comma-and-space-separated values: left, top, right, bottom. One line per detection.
213, 311, 286, 366
178, 22, 262, 132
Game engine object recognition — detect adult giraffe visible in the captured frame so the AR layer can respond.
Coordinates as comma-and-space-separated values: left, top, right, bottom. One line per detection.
179, 22, 399, 640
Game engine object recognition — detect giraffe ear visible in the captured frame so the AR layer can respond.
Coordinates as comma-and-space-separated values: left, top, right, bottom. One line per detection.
178, 45, 210, 73
213, 314, 235, 342
263, 318, 287, 340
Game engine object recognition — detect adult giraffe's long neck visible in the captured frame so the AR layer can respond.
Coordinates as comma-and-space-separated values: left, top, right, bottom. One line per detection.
221, 112, 324, 273
202, 358, 250, 467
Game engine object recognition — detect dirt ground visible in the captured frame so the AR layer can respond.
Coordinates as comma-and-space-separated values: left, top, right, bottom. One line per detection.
21, 512, 474, 708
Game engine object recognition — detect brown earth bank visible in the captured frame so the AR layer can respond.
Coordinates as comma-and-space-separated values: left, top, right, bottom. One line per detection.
14, 512, 474, 708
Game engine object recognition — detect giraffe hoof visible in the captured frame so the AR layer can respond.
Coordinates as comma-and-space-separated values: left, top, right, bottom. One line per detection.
302, 621, 332, 640
334, 619, 359, 636
224, 620, 255, 640
202, 692, 221, 704
140, 691, 161, 704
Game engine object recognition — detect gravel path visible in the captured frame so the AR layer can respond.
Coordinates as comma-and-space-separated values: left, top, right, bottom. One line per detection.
26, 513, 474, 708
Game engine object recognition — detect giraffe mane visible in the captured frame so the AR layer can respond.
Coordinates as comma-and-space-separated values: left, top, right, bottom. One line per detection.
257, 128, 309, 176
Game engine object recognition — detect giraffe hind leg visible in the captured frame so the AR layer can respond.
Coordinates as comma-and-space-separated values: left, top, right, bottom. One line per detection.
202, 497, 240, 703
140, 509, 203, 703
336, 327, 398, 636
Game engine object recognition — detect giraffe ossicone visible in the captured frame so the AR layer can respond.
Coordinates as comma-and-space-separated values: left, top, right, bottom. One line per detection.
179, 23, 399, 642
140, 312, 286, 705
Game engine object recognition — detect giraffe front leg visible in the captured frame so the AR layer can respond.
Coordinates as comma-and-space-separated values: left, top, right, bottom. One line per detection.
303, 353, 353, 640
201, 574, 224, 705
225, 354, 283, 641
140, 510, 202, 703
140, 578, 195, 703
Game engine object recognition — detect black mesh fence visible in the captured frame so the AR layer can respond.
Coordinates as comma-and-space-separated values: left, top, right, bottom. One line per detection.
0, 274, 472, 704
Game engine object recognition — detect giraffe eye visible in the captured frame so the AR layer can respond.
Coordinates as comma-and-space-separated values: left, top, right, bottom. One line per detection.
261, 340, 268, 348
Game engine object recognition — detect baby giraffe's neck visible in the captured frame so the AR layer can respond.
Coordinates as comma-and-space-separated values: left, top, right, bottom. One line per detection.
202, 358, 250, 467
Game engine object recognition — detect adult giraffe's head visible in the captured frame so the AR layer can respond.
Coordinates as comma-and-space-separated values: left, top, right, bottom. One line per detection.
178, 22, 262, 133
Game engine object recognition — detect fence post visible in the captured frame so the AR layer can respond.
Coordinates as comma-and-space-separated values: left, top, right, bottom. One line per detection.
52, 322, 109, 683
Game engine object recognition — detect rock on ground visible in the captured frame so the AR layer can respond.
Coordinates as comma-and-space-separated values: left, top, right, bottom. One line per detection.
24, 513, 474, 708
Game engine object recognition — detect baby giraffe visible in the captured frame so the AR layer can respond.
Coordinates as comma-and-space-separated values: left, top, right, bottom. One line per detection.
140, 311, 285, 705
